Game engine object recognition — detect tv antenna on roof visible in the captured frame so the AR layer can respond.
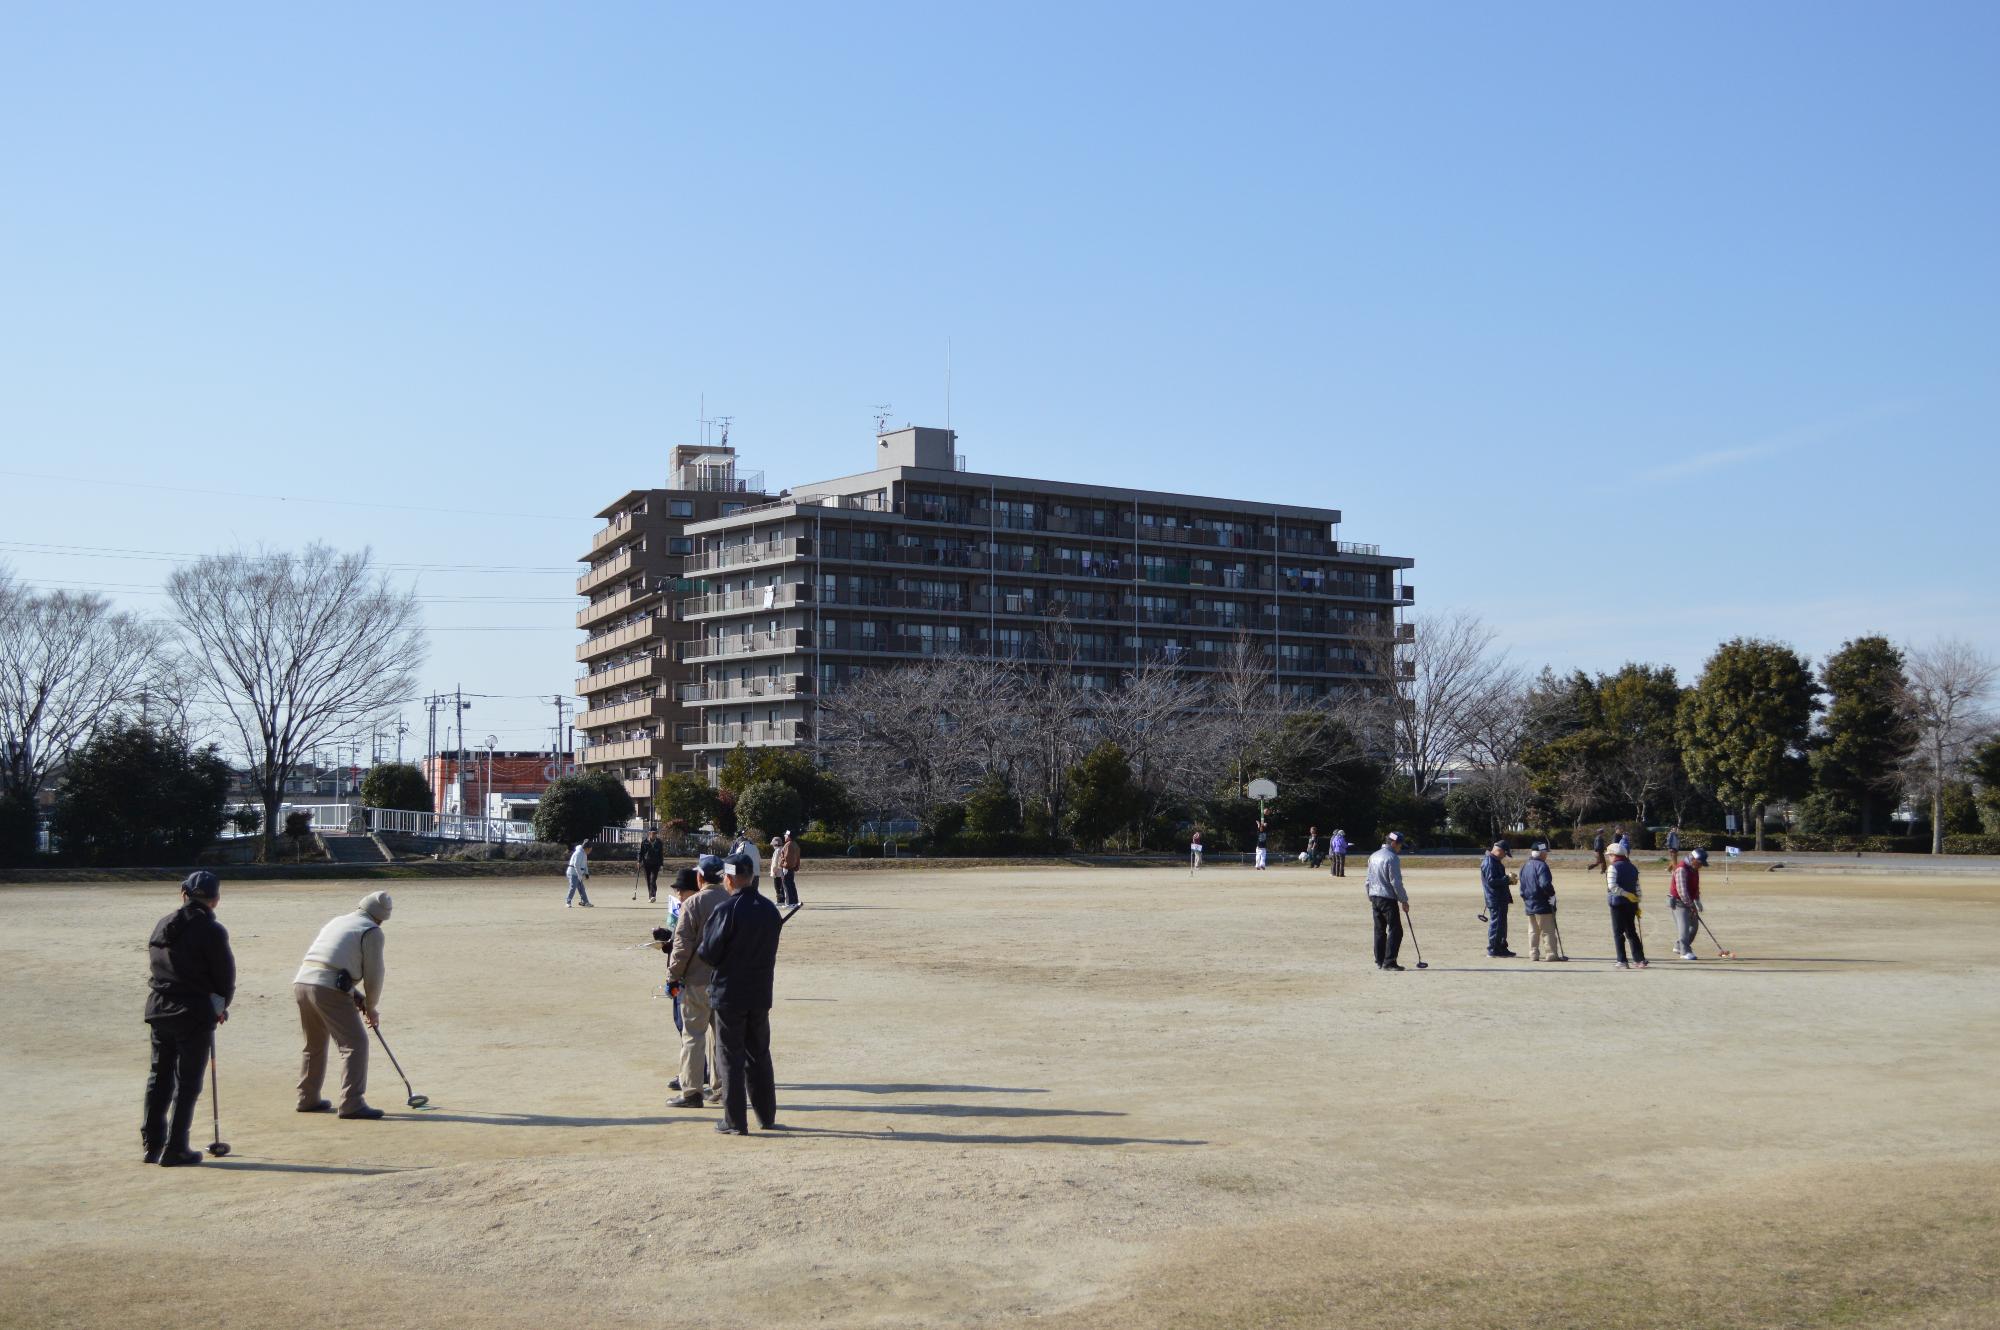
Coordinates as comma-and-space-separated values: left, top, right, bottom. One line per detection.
713, 415, 732, 449
870, 404, 893, 435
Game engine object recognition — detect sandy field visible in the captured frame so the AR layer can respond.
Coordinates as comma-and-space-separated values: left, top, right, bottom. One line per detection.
2, 859, 1997, 1329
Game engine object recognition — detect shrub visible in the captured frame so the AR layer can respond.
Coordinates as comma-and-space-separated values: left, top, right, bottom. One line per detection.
533, 776, 608, 847
581, 770, 636, 826
736, 780, 804, 840
655, 772, 720, 831
359, 762, 432, 812
229, 807, 263, 837
922, 800, 967, 846
49, 722, 231, 867
1942, 834, 2000, 855
1064, 742, 1141, 850
964, 773, 1023, 836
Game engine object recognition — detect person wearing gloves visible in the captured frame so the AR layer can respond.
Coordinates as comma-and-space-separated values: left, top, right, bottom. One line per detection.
293, 891, 393, 1118
1605, 845, 1647, 969
1365, 832, 1410, 971
664, 856, 729, 1108
1519, 844, 1563, 961
1481, 841, 1516, 958
1670, 847, 1707, 959
142, 871, 236, 1166
566, 840, 593, 908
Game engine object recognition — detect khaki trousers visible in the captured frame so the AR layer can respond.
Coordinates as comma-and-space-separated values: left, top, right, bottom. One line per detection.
1528, 912, 1562, 960
678, 984, 716, 1095
295, 981, 370, 1113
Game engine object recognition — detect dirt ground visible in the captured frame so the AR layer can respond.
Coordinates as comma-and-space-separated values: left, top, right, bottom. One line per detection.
3, 860, 1997, 1329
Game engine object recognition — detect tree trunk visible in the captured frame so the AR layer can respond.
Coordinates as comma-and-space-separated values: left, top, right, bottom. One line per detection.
1753, 802, 1766, 851
1932, 790, 1944, 855
261, 791, 282, 863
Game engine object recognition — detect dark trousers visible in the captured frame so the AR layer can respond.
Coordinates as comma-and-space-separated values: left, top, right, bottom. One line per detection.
1611, 899, 1646, 964
1486, 901, 1510, 954
643, 864, 660, 900
774, 869, 799, 907
1370, 896, 1403, 966
1331, 853, 1346, 877
143, 1018, 211, 1151
712, 1004, 777, 1131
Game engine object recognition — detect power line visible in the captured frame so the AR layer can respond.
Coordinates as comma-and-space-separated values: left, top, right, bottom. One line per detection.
0, 468, 593, 522
0, 539, 576, 575
20, 578, 576, 605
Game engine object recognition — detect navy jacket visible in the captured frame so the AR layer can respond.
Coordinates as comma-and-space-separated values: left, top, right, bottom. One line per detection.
1519, 859, 1555, 914
1480, 854, 1513, 907
144, 903, 235, 1028
697, 886, 783, 1010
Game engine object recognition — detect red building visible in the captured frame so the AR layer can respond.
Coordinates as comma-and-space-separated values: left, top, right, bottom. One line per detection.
422, 752, 575, 818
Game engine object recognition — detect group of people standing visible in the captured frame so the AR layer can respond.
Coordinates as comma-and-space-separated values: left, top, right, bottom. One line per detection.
1363, 833, 1714, 970
578, 827, 804, 910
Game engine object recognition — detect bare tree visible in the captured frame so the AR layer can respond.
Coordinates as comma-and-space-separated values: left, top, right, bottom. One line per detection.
1207, 633, 1279, 794
1360, 610, 1516, 798
816, 657, 993, 826
167, 546, 424, 859
1095, 652, 1213, 823
1903, 638, 1998, 854
0, 566, 164, 807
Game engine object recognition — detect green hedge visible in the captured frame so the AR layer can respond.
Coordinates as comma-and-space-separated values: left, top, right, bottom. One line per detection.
1942, 834, 2000, 855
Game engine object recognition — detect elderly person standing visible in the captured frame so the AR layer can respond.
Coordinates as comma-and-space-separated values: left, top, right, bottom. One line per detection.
293, 891, 393, 1119
699, 852, 785, 1135
1329, 828, 1349, 877
665, 857, 729, 1108
565, 840, 593, 908
1519, 844, 1563, 961
1606, 844, 1648, 969
1481, 840, 1517, 958
1365, 832, 1411, 971
142, 871, 235, 1166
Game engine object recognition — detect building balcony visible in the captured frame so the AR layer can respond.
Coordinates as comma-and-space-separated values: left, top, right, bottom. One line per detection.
683, 628, 814, 664
685, 537, 808, 576
576, 654, 673, 696
1398, 584, 1415, 603
575, 615, 671, 663
576, 582, 662, 630
577, 736, 675, 766
577, 548, 638, 595
589, 511, 643, 557
623, 777, 657, 802
681, 583, 808, 619
684, 719, 808, 750
574, 695, 673, 730
678, 674, 811, 706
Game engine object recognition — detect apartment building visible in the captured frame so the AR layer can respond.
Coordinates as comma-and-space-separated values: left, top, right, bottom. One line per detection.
676, 427, 1414, 782
574, 444, 769, 804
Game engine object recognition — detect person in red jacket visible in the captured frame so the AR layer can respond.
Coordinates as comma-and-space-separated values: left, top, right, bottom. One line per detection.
1669, 847, 1706, 960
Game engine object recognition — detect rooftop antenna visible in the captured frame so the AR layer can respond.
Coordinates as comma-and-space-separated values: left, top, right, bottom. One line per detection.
871, 404, 893, 435
714, 415, 733, 449
945, 337, 952, 430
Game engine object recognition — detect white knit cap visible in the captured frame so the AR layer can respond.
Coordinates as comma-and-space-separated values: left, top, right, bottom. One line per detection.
359, 891, 394, 921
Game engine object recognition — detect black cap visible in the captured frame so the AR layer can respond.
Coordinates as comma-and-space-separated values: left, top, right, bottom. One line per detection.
1491, 841, 1510, 856
672, 867, 699, 893
181, 870, 220, 899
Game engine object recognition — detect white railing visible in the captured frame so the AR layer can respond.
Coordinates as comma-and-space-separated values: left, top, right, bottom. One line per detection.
362, 806, 638, 845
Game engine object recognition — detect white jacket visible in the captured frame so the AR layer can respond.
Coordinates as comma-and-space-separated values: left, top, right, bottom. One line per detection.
567, 844, 590, 878
1365, 846, 1408, 903
294, 910, 387, 1008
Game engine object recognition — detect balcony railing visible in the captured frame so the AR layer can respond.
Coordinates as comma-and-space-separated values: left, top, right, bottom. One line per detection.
577, 547, 637, 595
575, 654, 670, 693
576, 736, 674, 764
685, 537, 808, 575
681, 583, 807, 618
689, 719, 808, 748
589, 511, 638, 555
575, 615, 669, 662
678, 674, 810, 705
682, 628, 814, 664
673, 463, 765, 493
575, 582, 662, 629
574, 695, 671, 730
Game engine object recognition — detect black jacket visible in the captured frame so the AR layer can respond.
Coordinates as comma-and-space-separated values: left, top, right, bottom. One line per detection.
638, 838, 665, 869
1481, 855, 1514, 907
697, 887, 783, 1010
144, 903, 236, 1027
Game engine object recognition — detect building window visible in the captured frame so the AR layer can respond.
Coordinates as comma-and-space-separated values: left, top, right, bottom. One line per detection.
670, 500, 693, 518
668, 537, 692, 555
721, 502, 744, 516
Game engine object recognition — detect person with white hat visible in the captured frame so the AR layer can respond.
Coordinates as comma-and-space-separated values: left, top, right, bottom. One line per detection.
292, 891, 394, 1118
1365, 832, 1411, 970
1605, 844, 1647, 969
1669, 846, 1708, 959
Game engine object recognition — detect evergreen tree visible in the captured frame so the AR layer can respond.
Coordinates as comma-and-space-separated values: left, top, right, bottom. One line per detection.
1810, 637, 1917, 836
49, 721, 231, 866
1677, 639, 1820, 849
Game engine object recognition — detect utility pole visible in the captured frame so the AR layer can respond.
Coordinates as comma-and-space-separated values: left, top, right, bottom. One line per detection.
550, 694, 572, 760
396, 718, 408, 765
454, 685, 471, 819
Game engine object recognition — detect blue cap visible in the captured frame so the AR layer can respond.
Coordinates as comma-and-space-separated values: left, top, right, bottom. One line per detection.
181, 870, 220, 899
695, 854, 724, 882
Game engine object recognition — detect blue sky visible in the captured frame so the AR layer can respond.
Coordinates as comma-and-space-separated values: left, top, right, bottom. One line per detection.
3, 2, 1995, 754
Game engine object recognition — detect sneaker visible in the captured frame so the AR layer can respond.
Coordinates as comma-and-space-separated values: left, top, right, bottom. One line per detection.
297, 1099, 333, 1113
1381, 962, 1405, 972
704, 1087, 723, 1104
1634, 960, 1649, 969
142, 1144, 162, 1164
713, 1122, 748, 1136
158, 1147, 205, 1167
1613, 961, 1629, 969
666, 1094, 704, 1108
338, 1106, 386, 1120
668, 1078, 683, 1092
1681, 952, 1699, 961
580, 902, 595, 908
